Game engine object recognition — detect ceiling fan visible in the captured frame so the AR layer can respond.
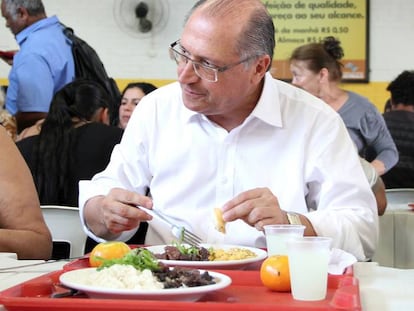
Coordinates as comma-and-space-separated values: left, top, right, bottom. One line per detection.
113, 0, 170, 38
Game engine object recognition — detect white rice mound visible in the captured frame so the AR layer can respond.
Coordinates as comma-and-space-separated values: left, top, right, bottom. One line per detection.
83, 264, 164, 290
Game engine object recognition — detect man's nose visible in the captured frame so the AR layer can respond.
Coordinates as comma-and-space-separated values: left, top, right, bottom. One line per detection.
177, 61, 199, 83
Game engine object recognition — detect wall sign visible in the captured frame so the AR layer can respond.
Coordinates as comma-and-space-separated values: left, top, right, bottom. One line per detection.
263, 0, 369, 82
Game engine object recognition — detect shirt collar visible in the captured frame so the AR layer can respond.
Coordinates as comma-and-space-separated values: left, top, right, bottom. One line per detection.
249, 72, 283, 128
16, 15, 59, 46
183, 72, 283, 128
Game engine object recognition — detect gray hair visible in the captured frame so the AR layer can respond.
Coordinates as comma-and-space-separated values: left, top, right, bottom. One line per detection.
185, 0, 275, 71
3, 0, 45, 20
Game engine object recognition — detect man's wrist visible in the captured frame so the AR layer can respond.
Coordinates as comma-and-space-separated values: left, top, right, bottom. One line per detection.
286, 212, 302, 225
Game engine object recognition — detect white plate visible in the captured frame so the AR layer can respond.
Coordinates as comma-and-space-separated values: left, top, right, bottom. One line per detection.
60, 267, 231, 301
145, 244, 267, 270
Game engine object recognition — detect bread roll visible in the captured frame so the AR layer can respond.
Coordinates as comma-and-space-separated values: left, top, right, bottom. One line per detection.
214, 208, 226, 234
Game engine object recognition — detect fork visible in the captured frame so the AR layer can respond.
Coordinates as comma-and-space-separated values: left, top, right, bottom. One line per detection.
145, 208, 202, 246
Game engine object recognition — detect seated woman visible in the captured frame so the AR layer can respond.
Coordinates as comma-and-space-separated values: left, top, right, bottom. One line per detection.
0, 126, 52, 259
16, 79, 143, 257
289, 36, 398, 176
117, 82, 157, 129
16, 79, 124, 207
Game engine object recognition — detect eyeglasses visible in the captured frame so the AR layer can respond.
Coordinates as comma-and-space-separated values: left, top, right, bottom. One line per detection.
169, 40, 256, 83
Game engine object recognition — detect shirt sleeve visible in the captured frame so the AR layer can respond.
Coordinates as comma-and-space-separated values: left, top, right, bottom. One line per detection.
360, 107, 399, 172
304, 114, 379, 261
360, 157, 378, 187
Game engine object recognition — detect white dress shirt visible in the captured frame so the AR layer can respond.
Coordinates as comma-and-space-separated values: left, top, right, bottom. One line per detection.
79, 73, 378, 261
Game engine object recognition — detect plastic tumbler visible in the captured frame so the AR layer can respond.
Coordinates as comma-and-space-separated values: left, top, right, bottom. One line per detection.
263, 224, 305, 256
286, 236, 332, 301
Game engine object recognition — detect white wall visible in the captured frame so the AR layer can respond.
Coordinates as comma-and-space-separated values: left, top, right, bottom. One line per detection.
369, 0, 414, 81
0, 0, 194, 80
1, 0, 413, 82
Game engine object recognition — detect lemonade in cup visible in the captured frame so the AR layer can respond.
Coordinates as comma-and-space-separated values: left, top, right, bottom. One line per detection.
287, 236, 332, 301
263, 224, 305, 256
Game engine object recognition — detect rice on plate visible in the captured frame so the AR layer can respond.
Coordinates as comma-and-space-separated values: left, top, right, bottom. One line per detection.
81, 264, 164, 290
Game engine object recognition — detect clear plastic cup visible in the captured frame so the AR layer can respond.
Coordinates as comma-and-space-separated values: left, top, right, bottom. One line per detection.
287, 236, 332, 301
263, 224, 305, 256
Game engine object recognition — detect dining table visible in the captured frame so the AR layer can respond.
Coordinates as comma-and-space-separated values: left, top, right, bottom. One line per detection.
0, 252, 413, 311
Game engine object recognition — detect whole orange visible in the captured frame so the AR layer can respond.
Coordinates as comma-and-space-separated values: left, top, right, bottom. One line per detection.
260, 255, 291, 292
89, 241, 131, 267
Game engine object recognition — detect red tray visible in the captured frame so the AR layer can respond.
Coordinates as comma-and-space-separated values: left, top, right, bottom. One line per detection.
0, 257, 361, 311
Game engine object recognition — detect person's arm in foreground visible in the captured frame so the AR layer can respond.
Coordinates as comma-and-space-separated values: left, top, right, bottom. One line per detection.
0, 126, 52, 259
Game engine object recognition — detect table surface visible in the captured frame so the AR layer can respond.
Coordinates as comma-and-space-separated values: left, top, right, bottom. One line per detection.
353, 262, 414, 310
0, 254, 413, 311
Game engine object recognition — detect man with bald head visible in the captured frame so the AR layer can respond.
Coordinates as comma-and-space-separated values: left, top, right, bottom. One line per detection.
79, 0, 377, 261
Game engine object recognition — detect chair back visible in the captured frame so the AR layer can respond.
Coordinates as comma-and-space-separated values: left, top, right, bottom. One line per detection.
41, 205, 87, 259
385, 188, 414, 206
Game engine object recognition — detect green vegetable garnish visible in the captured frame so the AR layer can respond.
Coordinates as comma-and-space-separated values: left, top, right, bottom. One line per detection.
97, 248, 161, 271
172, 241, 201, 256
179, 227, 185, 242
175, 228, 198, 255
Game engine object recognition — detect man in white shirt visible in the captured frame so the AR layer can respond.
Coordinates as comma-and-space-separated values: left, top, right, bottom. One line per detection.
79, 0, 378, 261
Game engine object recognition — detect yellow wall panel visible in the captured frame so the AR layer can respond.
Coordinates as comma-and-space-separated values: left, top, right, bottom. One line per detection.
1, 78, 389, 113
342, 82, 389, 113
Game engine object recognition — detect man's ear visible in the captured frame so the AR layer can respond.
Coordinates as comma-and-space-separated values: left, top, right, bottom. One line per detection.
252, 55, 271, 83
17, 6, 29, 19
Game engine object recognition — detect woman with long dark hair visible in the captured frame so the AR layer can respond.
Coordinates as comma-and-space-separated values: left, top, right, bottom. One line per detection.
17, 79, 123, 206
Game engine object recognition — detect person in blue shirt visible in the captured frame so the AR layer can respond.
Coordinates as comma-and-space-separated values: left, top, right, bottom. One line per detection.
1, 0, 75, 133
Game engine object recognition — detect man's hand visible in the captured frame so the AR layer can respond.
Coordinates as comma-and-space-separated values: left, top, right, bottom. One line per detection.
84, 188, 154, 239
221, 187, 316, 236
221, 187, 287, 231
